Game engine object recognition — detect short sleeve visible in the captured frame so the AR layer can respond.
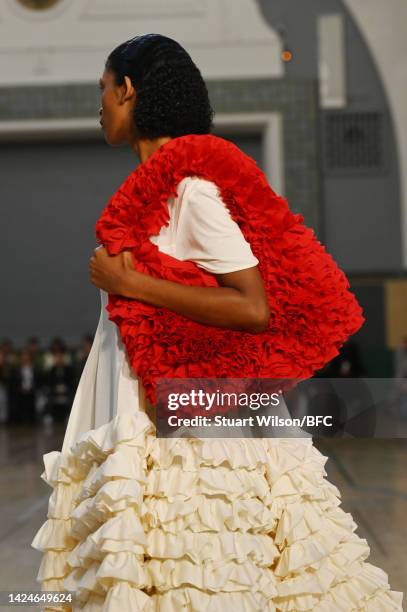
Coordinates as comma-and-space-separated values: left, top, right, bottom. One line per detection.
173, 178, 259, 274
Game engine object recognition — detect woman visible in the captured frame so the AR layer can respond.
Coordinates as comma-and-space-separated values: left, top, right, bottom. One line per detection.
32, 34, 403, 611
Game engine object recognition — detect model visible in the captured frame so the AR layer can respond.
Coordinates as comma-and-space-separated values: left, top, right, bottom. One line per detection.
32, 34, 403, 611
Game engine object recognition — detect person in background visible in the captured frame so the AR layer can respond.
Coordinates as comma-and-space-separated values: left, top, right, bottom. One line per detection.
24, 336, 44, 371
1, 339, 19, 424
0, 338, 18, 370
7, 349, 40, 426
389, 335, 407, 419
74, 333, 94, 384
0, 345, 11, 423
43, 337, 72, 371
44, 348, 74, 424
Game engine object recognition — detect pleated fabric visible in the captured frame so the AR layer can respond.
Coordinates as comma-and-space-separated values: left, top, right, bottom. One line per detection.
32, 412, 403, 611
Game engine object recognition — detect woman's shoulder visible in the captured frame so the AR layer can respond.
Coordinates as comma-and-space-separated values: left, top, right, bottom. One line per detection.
176, 175, 218, 199
175, 175, 230, 226
172, 173, 259, 274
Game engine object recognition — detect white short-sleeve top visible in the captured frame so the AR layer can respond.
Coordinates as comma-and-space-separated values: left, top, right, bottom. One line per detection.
62, 177, 259, 449
149, 176, 259, 273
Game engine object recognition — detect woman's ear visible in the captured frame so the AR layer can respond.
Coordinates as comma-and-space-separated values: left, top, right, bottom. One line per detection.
121, 76, 136, 104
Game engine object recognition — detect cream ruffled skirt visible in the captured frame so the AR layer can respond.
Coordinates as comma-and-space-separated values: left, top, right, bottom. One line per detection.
31, 411, 403, 611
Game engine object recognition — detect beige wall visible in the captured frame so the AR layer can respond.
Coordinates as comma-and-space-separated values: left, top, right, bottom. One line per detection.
343, 0, 407, 269
0, 0, 283, 85
385, 280, 407, 349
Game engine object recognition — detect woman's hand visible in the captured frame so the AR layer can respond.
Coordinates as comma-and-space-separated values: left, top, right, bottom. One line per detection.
89, 247, 136, 295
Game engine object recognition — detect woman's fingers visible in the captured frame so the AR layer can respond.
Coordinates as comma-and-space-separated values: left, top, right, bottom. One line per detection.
88, 247, 129, 293
121, 250, 134, 269
94, 245, 106, 255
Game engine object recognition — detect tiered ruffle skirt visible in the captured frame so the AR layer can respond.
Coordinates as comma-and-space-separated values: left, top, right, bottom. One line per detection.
31, 412, 403, 611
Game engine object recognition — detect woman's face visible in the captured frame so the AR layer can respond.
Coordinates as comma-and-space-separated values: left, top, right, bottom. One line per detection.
99, 69, 136, 146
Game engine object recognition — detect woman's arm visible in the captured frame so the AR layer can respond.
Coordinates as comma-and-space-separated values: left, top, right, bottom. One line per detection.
89, 248, 270, 333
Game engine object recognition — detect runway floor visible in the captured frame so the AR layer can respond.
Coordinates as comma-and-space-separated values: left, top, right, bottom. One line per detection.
0, 424, 405, 608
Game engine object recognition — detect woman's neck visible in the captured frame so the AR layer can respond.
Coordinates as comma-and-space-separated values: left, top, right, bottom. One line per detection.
134, 136, 172, 164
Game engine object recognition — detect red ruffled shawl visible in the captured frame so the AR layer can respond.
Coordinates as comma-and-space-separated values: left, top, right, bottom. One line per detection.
96, 134, 365, 404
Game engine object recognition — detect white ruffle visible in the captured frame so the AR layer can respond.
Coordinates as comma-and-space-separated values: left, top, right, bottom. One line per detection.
31, 412, 403, 611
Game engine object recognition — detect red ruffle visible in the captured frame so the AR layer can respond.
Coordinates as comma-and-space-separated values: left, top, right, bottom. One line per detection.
96, 134, 365, 405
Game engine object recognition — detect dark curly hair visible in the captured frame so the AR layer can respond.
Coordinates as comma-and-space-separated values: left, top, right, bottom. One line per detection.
105, 33, 214, 139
